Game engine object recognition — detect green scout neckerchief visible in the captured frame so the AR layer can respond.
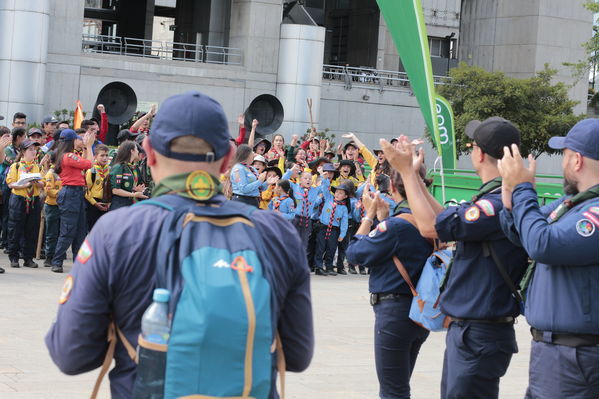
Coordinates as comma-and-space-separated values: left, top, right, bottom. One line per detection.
472, 177, 502, 202
520, 183, 599, 301
393, 199, 410, 216
152, 170, 222, 201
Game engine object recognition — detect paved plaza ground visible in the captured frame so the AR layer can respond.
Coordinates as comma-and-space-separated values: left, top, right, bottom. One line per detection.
0, 256, 531, 398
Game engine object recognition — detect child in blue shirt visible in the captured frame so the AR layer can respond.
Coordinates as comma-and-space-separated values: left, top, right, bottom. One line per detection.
268, 179, 296, 221
313, 177, 350, 276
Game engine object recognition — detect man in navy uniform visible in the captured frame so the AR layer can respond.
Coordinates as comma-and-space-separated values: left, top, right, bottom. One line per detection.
498, 118, 599, 399
45, 91, 314, 399
380, 118, 529, 399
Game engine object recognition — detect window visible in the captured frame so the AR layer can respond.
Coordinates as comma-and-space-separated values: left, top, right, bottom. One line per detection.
429, 37, 443, 57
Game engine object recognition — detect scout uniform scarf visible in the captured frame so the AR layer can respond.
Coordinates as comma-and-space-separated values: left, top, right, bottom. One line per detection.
152, 170, 222, 202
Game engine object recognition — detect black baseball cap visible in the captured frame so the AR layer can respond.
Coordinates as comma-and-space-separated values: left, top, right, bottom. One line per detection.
117, 129, 139, 143
150, 91, 231, 162
465, 117, 521, 159
28, 127, 43, 137
21, 139, 40, 150
0, 115, 4, 121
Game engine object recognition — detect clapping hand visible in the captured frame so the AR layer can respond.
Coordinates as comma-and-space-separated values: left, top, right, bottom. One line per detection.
380, 135, 413, 174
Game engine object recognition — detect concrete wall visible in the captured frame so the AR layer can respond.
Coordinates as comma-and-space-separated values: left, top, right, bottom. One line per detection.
459, 0, 593, 114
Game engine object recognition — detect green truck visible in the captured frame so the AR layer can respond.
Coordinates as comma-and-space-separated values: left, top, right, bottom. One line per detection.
429, 169, 564, 206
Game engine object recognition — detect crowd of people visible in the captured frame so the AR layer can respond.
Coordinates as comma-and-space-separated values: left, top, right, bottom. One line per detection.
3, 93, 599, 399
0, 104, 386, 277
0, 106, 154, 274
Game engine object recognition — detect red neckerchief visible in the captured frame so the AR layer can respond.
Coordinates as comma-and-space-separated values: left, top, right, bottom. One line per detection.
325, 200, 345, 239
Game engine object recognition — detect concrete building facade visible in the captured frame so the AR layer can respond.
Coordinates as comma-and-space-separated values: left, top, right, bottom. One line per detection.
0, 0, 594, 172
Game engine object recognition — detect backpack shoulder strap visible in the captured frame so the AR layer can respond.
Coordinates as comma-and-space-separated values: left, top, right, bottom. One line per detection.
392, 256, 418, 297
482, 241, 524, 305
91, 322, 137, 399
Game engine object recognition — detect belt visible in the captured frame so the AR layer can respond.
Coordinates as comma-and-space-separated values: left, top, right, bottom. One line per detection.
451, 316, 515, 324
232, 194, 258, 200
531, 328, 599, 348
370, 292, 410, 306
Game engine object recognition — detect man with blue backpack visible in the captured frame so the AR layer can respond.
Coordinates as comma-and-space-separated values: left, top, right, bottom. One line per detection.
498, 118, 599, 399
381, 119, 529, 399
45, 91, 314, 399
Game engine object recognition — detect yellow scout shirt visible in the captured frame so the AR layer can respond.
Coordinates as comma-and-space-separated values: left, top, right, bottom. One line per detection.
44, 169, 62, 205
85, 164, 110, 206
6, 161, 42, 197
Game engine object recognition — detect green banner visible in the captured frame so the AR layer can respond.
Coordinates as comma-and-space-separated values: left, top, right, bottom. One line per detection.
377, 0, 440, 151
435, 95, 456, 170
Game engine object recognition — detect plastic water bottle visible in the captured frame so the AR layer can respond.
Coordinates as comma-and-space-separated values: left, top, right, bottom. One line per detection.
133, 288, 171, 399
141, 288, 171, 344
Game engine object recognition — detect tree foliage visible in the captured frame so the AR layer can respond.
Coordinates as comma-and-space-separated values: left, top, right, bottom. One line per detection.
436, 63, 584, 159
564, 1, 598, 79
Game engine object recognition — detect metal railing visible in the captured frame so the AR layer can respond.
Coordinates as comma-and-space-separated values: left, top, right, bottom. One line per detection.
322, 64, 451, 92
82, 34, 243, 66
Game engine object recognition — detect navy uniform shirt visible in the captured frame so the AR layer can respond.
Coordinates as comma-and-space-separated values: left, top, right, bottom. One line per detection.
347, 211, 433, 294
45, 194, 313, 399
500, 183, 599, 334
435, 184, 528, 319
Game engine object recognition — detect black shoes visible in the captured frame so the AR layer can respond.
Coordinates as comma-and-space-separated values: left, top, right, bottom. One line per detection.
326, 269, 337, 276
348, 266, 357, 274
44, 259, 52, 268
336, 268, 347, 275
0, 267, 4, 273
10, 259, 19, 268
23, 259, 38, 268
51, 264, 63, 273
359, 268, 368, 275
315, 268, 328, 276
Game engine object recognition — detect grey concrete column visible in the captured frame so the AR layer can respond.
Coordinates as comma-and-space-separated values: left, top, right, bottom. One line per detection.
0, 0, 50, 124
276, 24, 326, 137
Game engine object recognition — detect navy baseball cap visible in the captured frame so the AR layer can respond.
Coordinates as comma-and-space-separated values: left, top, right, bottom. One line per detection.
21, 139, 40, 150
42, 115, 58, 124
59, 129, 79, 141
548, 119, 599, 161
150, 91, 231, 162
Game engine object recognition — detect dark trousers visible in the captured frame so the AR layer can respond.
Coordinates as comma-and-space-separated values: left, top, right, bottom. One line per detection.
44, 203, 60, 260
293, 216, 312, 253
87, 201, 106, 231
109, 195, 134, 211
374, 296, 430, 399
231, 194, 259, 208
306, 218, 320, 269
441, 321, 517, 399
1, 185, 11, 247
336, 221, 357, 270
314, 223, 340, 270
525, 339, 599, 399
8, 195, 41, 261
53, 186, 87, 266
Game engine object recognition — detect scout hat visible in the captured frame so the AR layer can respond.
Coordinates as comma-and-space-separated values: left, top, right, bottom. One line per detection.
150, 91, 231, 161
331, 181, 354, 197
338, 159, 356, 176
253, 138, 272, 154
465, 117, 521, 159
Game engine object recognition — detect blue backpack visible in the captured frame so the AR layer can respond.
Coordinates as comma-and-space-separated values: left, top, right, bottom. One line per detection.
393, 213, 452, 332
134, 195, 281, 399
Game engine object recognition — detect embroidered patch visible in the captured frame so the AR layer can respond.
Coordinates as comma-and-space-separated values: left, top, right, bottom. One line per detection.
368, 229, 377, 237
476, 199, 495, 217
234, 170, 241, 183
377, 221, 388, 233
464, 206, 480, 222
59, 275, 74, 304
583, 212, 599, 228
185, 170, 216, 201
76, 239, 93, 264
576, 219, 595, 237
589, 206, 599, 216
231, 256, 254, 273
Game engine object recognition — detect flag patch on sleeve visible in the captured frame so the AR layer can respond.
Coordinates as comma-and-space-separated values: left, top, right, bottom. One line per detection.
475, 199, 495, 216
76, 239, 93, 264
